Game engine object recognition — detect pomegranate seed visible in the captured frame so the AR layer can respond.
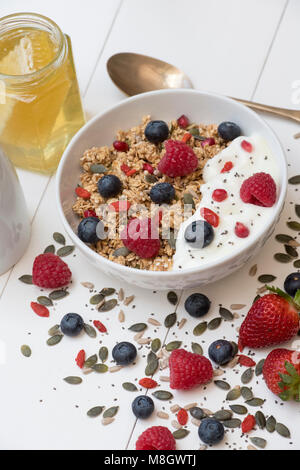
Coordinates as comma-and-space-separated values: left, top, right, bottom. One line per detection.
177, 408, 188, 426
75, 187, 91, 199
120, 163, 131, 174
30, 302, 49, 318
84, 209, 97, 218
241, 414, 256, 433
200, 207, 220, 227
75, 350, 85, 368
182, 132, 192, 144
177, 114, 189, 129
109, 200, 131, 212
201, 137, 215, 147
212, 188, 228, 202
113, 140, 129, 152
126, 169, 137, 177
93, 320, 107, 333
221, 161, 233, 173
143, 163, 154, 174
139, 378, 158, 389
238, 355, 256, 367
241, 140, 253, 153
235, 222, 250, 238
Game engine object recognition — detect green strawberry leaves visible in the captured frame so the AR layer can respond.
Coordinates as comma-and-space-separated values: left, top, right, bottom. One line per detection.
266, 286, 300, 311
278, 361, 300, 401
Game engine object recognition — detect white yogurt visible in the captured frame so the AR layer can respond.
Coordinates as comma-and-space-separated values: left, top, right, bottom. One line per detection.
172, 135, 280, 270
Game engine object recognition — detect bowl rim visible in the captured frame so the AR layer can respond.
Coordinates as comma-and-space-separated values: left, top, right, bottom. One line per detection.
56, 88, 287, 278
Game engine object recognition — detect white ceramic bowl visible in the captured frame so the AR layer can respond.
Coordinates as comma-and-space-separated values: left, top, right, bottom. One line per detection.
56, 89, 287, 290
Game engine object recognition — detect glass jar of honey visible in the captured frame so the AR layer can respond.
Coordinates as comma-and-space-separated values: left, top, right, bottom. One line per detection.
0, 13, 85, 173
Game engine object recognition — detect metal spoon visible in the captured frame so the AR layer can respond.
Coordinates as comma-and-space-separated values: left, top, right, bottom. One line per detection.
107, 53, 300, 123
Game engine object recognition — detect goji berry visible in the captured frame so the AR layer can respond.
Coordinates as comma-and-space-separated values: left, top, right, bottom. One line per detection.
143, 163, 154, 174
241, 140, 253, 153
120, 163, 131, 174
221, 161, 233, 173
75, 186, 91, 199
241, 414, 256, 433
177, 408, 188, 426
75, 349, 85, 368
30, 301, 49, 317
93, 320, 107, 333
200, 207, 220, 227
83, 209, 97, 218
238, 355, 256, 367
139, 378, 158, 389
126, 169, 137, 177
109, 200, 131, 212
181, 132, 192, 144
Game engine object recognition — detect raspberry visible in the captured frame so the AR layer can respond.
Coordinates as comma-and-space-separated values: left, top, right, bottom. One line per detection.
83, 209, 97, 218
113, 140, 129, 152
143, 163, 154, 174
238, 355, 256, 367
121, 218, 160, 258
201, 137, 215, 147
136, 426, 176, 450
177, 114, 189, 129
220, 161, 233, 173
139, 378, 158, 389
75, 187, 91, 199
32, 253, 72, 289
200, 207, 219, 227
212, 189, 228, 202
109, 200, 131, 212
235, 222, 249, 238
158, 140, 198, 177
30, 302, 49, 317
240, 172, 276, 207
241, 140, 253, 152
75, 350, 85, 368
169, 349, 213, 390
241, 414, 256, 433
120, 163, 131, 174
177, 408, 188, 426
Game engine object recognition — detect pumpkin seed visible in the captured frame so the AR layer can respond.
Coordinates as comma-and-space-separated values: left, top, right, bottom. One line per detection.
223, 419, 241, 429
145, 358, 159, 376
189, 127, 200, 137
253, 294, 261, 304
64, 376, 82, 385
164, 312, 177, 328
245, 397, 265, 406
128, 322, 147, 332
275, 422, 290, 438
147, 351, 157, 364
294, 259, 300, 268
295, 204, 300, 218
167, 291, 178, 305
92, 363, 108, 373
90, 163, 107, 174
122, 382, 138, 392
241, 387, 253, 401
99, 346, 108, 363
145, 173, 158, 184
165, 341, 182, 352
103, 406, 119, 418
229, 405, 248, 415
287, 221, 300, 231
249, 264, 257, 276
37, 296, 53, 306
44, 244, 55, 253
250, 437, 266, 449
53, 232, 65, 245
274, 253, 292, 263
214, 380, 231, 391
193, 321, 207, 336
255, 359, 265, 376
87, 406, 104, 417
241, 368, 254, 384
47, 334, 63, 346
84, 354, 98, 368
275, 233, 294, 243
257, 274, 276, 283
214, 410, 233, 421
49, 289, 69, 300
266, 415, 276, 433
190, 407, 206, 420
21, 345, 31, 357
100, 287, 116, 296
231, 341, 238, 357
48, 324, 60, 336
57, 245, 75, 257
208, 317, 222, 330
219, 307, 233, 321
167, 230, 177, 249
98, 299, 118, 312
288, 175, 300, 184
18, 274, 33, 284
90, 294, 104, 305
191, 342, 203, 355
152, 390, 173, 401
183, 193, 195, 209
285, 244, 298, 258
255, 411, 266, 429
173, 429, 190, 439
151, 338, 161, 353
113, 246, 131, 257
226, 388, 241, 400
83, 323, 97, 338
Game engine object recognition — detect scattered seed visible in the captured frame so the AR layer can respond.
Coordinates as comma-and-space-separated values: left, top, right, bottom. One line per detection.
92, 363, 108, 373
21, 345, 31, 357
173, 429, 189, 439
145, 358, 159, 376
229, 404, 248, 415
213, 410, 233, 421
288, 175, 300, 184
257, 274, 276, 283
90, 163, 107, 174
191, 342, 203, 355
53, 232, 65, 245
172, 420, 182, 429
118, 310, 125, 322
87, 406, 104, 417
257, 285, 268, 294
294, 259, 300, 268
219, 307, 234, 321
285, 244, 298, 258
37, 296, 53, 306
193, 321, 207, 336
145, 173, 158, 184
275, 422, 290, 438
137, 337, 151, 345
49, 289, 69, 300
223, 419, 241, 429
245, 398, 265, 407
241, 368, 254, 384
231, 341, 238, 357
183, 193, 195, 209
19, 274, 33, 284
241, 387, 253, 401
275, 233, 294, 243
164, 312, 177, 328
230, 304, 246, 310
44, 245, 55, 254
103, 406, 119, 418
152, 391, 173, 401
81, 281, 94, 289
190, 407, 206, 420
64, 376, 82, 385
57, 245, 75, 257
113, 247, 131, 257
255, 359, 265, 376
165, 341, 182, 352
214, 380, 231, 391
148, 318, 161, 326
102, 417, 115, 425
100, 288, 116, 297
249, 264, 257, 276
247, 445, 257, 451
208, 317, 222, 330
228, 356, 239, 368
84, 354, 98, 368
255, 411, 266, 429
98, 299, 118, 312
151, 338, 161, 353
157, 411, 169, 419
48, 324, 60, 336
129, 323, 147, 332
99, 346, 108, 363
226, 388, 241, 401
159, 376, 170, 382
287, 221, 300, 231
90, 293, 104, 305
122, 382, 138, 392
266, 415, 276, 433
47, 334, 63, 346
167, 291, 178, 305
250, 437, 266, 449
178, 318, 187, 329
124, 295, 135, 306
213, 369, 224, 377
170, 404, 181, 413
109, 365, 122, 373
83, 323, 97, 338
295, 204, 300, 218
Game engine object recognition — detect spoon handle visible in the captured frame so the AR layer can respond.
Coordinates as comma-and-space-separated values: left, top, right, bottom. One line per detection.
232, 97, 300, 123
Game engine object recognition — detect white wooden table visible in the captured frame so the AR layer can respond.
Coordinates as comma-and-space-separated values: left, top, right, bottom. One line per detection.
0, 0, 299, 450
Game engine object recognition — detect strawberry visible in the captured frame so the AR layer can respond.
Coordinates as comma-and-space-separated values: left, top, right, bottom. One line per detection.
169, 348, 213, 390
263, 348, 300, 401
238, 293, 299, 351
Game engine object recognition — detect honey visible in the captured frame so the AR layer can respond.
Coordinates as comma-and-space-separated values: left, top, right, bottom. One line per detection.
0, 13, 85, 173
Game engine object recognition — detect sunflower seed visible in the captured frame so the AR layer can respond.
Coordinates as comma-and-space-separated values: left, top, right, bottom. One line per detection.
255, 359, 265, 376
247, 445, 257, 451
118, 310, 125, 322
138, 337, 151, 345
173, 429, 189, 439
241, 387, 253, 401
81, 281, 94, 289
151, 338, 161, 353
102, 417, 115, 425
152, 391, 173, 401
214, 380, 231, 390
148, 318, 161, 326
250, 437, 266, 449
288, 175, 300, 184
165, 341, 182, 352
230, 304, 246, 310
285, 244, 298, 258
229, 404, 248, 415
208, 317, 222, 330
99, 346, 108, 363
245, 398, 265, 406
109, 365, 122, 373
223, 419, 241, 429
193, 321, 207, 336
219, 307, 234, 321
87, 406, 104, 417
47, 334, 63, 346
57, 245, 75, 257
170, 404, 181, 413
183, 193, 195, 209
90, 163, 107, 174
103, 406, 119, 418
213, 410, 233, 421
191, 342, 203, 355
167, 291, 178, 305
159, 376, 170, 382
49, 289, 69, 300
64, 376, 82, 384
266, 415, 276, 433
241, 368, 254, 384
178, 318, 187, 329
129, 323, 147, 332
21, 345, 31, 357
113, 247, 131, 257
44, 245, 55, 254
185, 402, 199, 411
157, 411, 169, 419
83, 323, 97, 338
48, 324, 60, 336
255, 411, 266, 429
288, 239, 300, 247
275, 422, 290, 438
249, 264, 257, 276
213, 369, 224, 377
19, 274, 33, 284
287, 221, 300, 231
124, 295, 135, 306
92, 363, 108, 373
122, 382, 138, 392
172, 420, 182, 429
228, 356, 239, 368
165, 312, 177, 328
37, 296, 53, 306
257, 274, 276, 283
98, 299, 118, 312
118, 288, 124, 301
145, 358, 159, 376
53, 232, 65, 245
84, 354, 98, 368
226, 388, 241, 400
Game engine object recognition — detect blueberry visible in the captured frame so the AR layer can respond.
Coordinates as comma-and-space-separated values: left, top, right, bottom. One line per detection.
208, 339, 233, 365
60, 313, 84, 337
184, 293, 211, 318
218, 121, 241, 142
184, 220, 214, 248
198, 418, 224, 445
284, 272, 300, 297
112, 341, 137, 365
145, 120, 169, 144
150, 182, 175, 204
132, 395, 154, 419
78, 216, 104, 244
97, 174, 122, 198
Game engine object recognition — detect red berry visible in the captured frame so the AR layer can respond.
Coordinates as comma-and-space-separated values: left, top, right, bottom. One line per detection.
126, 168, 137, 176
143, 163, 154, 174
221, 161, 233, 173
200, 207, 219, 227
158, 139, 198, 177
212, 188, 228, 202
241, 414, 256, 433
93, 320, 107, 333
75, 350, 85, 368
109, 200, 131, 212
121, 218, 160, 258
235, 222, 249, 238
139, 378, 158, 389
84, 209, 97, 218
201, 137, 215, 147
120, 163, 131, 174
241, 140, 253, 152
238, 355, 256, 367
75, 186, 91, 199
30, 301, 49, 317
181, 132, 192, 144
240, 172, 276, 207
177, 114, 189, 129
177, 408, 188, 426
32, 253, 72, 289
113, 140, 129, 152
263, 348, 300, 399
136, 426, 176, 450
169, 349, 213, 390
